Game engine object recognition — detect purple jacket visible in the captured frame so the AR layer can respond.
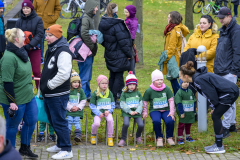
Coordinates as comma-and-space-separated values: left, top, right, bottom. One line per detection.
125, 5, 138, 40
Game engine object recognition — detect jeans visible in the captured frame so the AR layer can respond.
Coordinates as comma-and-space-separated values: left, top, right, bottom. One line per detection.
28, 49, 41, 89
170, 78, 180, 95
39, 121, 55, 135
44, 94, 71, 151
120, 117, 144, 141
40, 29, 46, 61
150, 111, 175, 139
78, 56, 94, 99
109, 71, 124, 100
1, 97, 38, 147
67, 116, 81, 130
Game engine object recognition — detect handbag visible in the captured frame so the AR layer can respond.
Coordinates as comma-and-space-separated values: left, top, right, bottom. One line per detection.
35, 88, 50, 123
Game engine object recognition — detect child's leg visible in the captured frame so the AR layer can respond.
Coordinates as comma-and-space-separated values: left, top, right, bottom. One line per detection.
91, 116, 101, 135
48, 123, 55, 135
135, 117, 144, 138
39, 121, 46, 134
161, 111, 174, 139
73, 117, 81, 131
150, 111, 163, 139
66, 116, 74, 131
120, 116, 131, 141
105, 113, 114, 138
178, 122, 185, 138
185, 123, 192, 137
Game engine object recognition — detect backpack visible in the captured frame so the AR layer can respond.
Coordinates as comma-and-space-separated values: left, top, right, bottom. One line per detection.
176, 30, 187, 57
67, 13, 84, 41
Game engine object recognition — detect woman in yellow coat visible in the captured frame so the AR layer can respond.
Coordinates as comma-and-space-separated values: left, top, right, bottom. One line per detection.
163, 11, 190, 95
184, 15, 219, 73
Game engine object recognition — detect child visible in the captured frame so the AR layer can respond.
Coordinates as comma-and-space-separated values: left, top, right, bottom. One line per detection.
174, 81, 196, 144
142, 69, 175, 147
118, 71, 144, 147
104, 3, 118, 18
89, 75, 115, 146
37, 122, 55, 142
66, 70, 87, 142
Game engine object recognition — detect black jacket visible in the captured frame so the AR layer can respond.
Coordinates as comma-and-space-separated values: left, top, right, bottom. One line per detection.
0, 17, 5, 58
180, 48, 197, 70
192, 66, 239, 107
99, 16, 132, 72
0, 139, 22, 160
214, 18, 240, 77
15, 9, 44, 47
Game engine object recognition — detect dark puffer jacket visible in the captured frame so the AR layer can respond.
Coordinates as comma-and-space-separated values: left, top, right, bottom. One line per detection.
99, 16, 132, 72
15, 9, 44, 47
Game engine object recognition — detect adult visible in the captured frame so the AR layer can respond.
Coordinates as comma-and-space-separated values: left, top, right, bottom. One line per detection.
0, 116, 22, 160
214, 7, 240, 138
15, 0, 44, 89
0, 1, 5, 59
79, 0, 98, 102
232, 0, 239, 17
99, 3, 132, 108
33, 0, 61, 64
0, 28, 38, 158
40, 24, 73, 159
163, 11, 189, 95
184, 15, 219, 73
179, 61, 239, 153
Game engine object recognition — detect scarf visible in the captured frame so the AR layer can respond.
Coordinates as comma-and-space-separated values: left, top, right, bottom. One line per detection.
6, 42, 29, 62
0, 17, 3, 36
150, 83, 166, 91
97, 87, 109, 98
164, 23, 178, 36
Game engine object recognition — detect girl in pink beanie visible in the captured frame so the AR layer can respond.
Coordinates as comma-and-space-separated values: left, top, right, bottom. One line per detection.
89, 75, 115, 146
142, 69, 175, 147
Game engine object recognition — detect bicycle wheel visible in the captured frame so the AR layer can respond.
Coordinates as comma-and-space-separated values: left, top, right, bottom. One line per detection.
60, 0, 78, 19
192, 0, 205, 14
202, 4, 211, 15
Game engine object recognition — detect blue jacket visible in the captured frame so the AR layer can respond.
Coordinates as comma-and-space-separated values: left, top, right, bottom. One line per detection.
158, 50, 179, 80
0, 139, 22, 160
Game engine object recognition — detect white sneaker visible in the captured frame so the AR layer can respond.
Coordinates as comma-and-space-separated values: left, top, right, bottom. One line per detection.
46, 145, 61, 153
52, 151, 73, 159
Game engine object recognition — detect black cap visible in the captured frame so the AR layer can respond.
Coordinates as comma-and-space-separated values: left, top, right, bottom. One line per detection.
216, 7, 232, 19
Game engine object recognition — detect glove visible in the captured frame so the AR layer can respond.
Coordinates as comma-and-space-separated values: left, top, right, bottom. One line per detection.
91, 43, 98, 56
24, 44, 32, 51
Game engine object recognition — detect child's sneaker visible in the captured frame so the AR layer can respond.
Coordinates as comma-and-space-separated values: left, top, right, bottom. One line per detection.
156, 138, 163, 147
108, 138, 114, 147
74, 129, 81, 142
136, 137, 143, 144
49, 134, 56, 142
186, 136, 195, 142
74, 136, 81, 142
91, 136, 96, 145
167, 138, 175, 146
118, 139, 125, 147
37, 134, 44, 142
178, 138, 184, 145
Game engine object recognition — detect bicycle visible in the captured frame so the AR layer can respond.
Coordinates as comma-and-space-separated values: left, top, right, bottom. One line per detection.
193, 0, 205, 14
201, 0, 232, 15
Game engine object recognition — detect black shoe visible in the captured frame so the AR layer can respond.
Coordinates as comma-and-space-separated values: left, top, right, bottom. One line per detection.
74, 136, 81, 142
87, 98, 90, 102
37, 134, 44, 142
49, 134, 56, 142
19, 143, 38, 158
229, 125, 237, 132
223, 128, 231, 138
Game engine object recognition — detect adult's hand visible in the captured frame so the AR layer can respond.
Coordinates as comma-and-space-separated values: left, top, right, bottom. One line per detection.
10, 103, 18, 110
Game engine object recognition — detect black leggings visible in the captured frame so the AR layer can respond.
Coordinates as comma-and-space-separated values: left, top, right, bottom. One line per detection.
212, 104, 231, 135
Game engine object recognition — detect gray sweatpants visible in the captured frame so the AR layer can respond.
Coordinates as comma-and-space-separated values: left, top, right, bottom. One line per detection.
120, 117, 144, 141
221, 73, 238, 129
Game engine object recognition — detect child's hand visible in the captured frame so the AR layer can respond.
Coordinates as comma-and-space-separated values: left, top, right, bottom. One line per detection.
142, 114, 148, 119
104, 111, 110, 117
100, 113, 104, 118
130, 111, 135, 115
181, 114, 185, 118
71, 106, 78, 112
167, 114, 175, 121
134, 111, 138, 115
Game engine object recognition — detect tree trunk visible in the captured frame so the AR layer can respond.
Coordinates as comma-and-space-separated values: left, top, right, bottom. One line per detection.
94, 0, 100, 30
133, 0, 143, 64
185, 0, 194, 30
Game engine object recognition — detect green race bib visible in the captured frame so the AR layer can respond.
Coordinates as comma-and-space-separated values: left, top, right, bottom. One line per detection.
153, 97, 168, 109
97, 98, 111, 110
69, 95, 79, 104
182, 100, 194, 112
126, 97, 139, 108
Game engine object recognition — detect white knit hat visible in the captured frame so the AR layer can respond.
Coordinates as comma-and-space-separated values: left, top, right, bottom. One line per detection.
151, 69, 164, 82
125, 71, 137, 86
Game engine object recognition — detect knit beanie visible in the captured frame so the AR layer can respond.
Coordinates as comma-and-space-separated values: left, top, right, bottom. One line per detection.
22, 0, 33, 10
125, 71, 137, 86
71, 70, 81, 83
125, 5, 136, 18
151, 69, 164, 82
0, 1, 4, 8
46, 24, 62, 39
97, 75, 108, 86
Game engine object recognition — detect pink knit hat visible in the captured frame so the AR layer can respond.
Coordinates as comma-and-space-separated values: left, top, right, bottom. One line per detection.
97, 75, 108, 85
151, 69, 164, 82
22, 0, 34, 10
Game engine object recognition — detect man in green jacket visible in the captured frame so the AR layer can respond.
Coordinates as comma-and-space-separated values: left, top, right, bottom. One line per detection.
79, 0, 98, 102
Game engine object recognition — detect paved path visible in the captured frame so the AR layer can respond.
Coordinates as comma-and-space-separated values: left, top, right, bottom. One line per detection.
17, 145, 240, 160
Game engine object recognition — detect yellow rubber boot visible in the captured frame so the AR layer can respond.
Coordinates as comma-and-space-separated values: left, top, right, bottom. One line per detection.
108, 138, 114, 147
91, 136, 96, 145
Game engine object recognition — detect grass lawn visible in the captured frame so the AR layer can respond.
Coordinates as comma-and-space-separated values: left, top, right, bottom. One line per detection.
1, 0, 240, 154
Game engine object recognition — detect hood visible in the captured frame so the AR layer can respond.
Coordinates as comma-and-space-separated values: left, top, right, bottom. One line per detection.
192, 66, 208, 81
100, 16, 125, 30
219, 17, 237, 32
48, 36, 69, 52
84, 0, 98, 18
20, 8, 37, 20
175, 23, 190, 37
195, 22, 218, 36
125, 5, 136, 18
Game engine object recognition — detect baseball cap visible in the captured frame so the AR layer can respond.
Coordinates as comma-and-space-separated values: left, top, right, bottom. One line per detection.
216, 7, 232, 19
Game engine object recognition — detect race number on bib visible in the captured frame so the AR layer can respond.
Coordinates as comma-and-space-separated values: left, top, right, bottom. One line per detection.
182, 100, 194, 112
126, 97, 139, 108
69, 95, 79, 104
97, 98, 111, 110
153, 97, 168, 109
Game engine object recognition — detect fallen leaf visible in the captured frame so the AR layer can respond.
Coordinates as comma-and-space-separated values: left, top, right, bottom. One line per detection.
31, 145, 37, 147
149, 147, 156, 151
185, 150, 195, 155
128, 148, 136, 151
196, 138, 200, 140
135, 145, 138, 148
147, 145, 153, 147
143, 148, 148, 150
